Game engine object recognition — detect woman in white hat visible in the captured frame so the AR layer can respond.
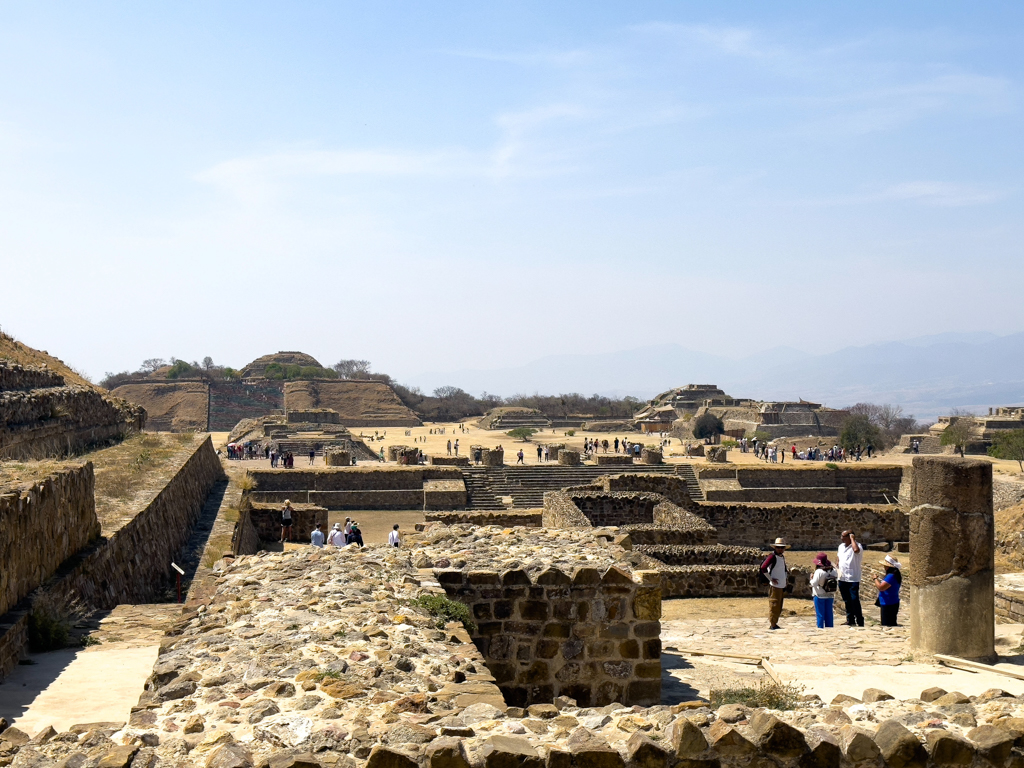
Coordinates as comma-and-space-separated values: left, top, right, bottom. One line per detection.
873, 554, 903, 627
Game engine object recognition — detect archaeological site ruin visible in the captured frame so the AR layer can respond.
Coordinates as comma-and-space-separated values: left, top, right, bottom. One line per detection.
4, 332, 1024, 768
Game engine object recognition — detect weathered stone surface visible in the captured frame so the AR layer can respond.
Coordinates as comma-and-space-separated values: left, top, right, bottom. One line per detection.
625, 732, 670, 768
925, 730, 975, 766
206, 744, 253, 768
872, 720, 927, 768
715, 704, 748, 724
749, 712, 809, 759
365, 746, 417, 768
920, 687, 948, 702
481, 735, 543, 768
426, 738, 471, 768
862, 688, 894, 703
707, 720, 755, 757
666, 717, 708, 758
967, 724, 1016, 765
933, 692, 971, 707
839, 726, 881, 764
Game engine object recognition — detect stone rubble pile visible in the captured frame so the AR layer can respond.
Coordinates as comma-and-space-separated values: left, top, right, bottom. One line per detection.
406, 524, 647, 574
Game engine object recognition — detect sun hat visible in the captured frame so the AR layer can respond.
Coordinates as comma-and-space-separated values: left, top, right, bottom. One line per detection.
881, 554, 902, 569
770, 537, 790, 549
333, 523, 342, 530
814, 552, 832, 567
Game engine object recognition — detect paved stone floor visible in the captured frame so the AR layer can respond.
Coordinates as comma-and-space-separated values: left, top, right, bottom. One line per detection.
660, 615, 1024, 703
0, 604, 180, 734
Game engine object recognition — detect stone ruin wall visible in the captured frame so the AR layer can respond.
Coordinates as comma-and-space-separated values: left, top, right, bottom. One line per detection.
435, 565, 662, 708
1, 366, 146, 460
246, 466, 465, 510
0, 361, 64, 391
600, 474, 695, 509
240, 501, 328, 545
425, 510, 543, 527
0, 464, 99, 618
42, 435, 224, 611
696, 501, 909, 550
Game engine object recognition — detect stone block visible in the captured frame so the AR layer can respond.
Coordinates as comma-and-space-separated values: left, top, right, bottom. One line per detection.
925, 730, 975, 766
482, 735, 544, 768
967, 725, 1016, 766
872, 720, 927, 768
626, 732, 670, 768
427, 738, 472, 768
749, 712, 809, 760
706, 720, 755, 757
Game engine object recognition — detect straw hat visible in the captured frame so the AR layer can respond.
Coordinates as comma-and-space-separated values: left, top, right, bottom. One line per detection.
333, 523, 342, 530
881, 554, 902, 569
770, 537, 790, 549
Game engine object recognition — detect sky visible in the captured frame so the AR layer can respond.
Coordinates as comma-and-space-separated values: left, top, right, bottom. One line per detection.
1, 2, 1022, 385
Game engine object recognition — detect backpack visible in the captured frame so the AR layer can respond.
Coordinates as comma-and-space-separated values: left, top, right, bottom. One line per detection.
822, 569, 838, 593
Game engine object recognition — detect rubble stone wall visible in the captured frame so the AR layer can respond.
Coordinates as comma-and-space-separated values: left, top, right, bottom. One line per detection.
43, 436, 224, 610
244, 503, 328, 542
0, 464, 99, 616
660, 565, 812, 598
0, 361, 65, 391
436, 565, 662, 708
0, 385, 146, 460
231, 508, 260, 556
423, 479, 467, 510
636, 544, 762, 566
425, 510, 543, 526
599, 474, 695, 509
428, 455, 470, 466
694, 502, 909, 549
0, 611, 27, 681
620, 524, 717, 546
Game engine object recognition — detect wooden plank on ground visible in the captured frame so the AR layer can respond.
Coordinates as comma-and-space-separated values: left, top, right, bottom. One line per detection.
760, 657, 782, 685
666, 647, 764, 663
935, 653, 1024, 681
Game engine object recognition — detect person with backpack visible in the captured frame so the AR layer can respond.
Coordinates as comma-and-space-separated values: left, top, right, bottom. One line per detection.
759, 537, 790, 630
809, 552, 839, 628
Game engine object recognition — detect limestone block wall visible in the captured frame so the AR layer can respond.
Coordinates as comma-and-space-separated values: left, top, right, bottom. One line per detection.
559, 450, 580, 465
0, 464, 99, 616
620, 524, 717, 546
694, 502, 909, 549
0, 385, 146, 460
429, 455, 470, 466
572, 493, 658, 526
231, 508, 261, 557
323, 449, 352, 466
599, 474, 695, 510
436, 565, 661, 708
424, 479, 467, 510
659, 565, 811, 599
425, 510, 542, 526
244, 502, 328, 542
596, 454, 633, 465
701, 466, 904, 504
636, 544, 762, 566
704, 486, 849, 503
43, 436, 224, 610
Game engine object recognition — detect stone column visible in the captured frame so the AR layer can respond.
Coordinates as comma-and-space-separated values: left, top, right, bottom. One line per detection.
909, 456, 995, 662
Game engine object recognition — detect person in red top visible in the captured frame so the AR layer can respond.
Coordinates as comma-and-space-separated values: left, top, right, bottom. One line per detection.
791, 445, 797, 460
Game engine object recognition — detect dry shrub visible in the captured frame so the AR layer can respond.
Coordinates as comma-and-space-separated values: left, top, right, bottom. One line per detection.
709, 679, 805, 711
28, 592, 84, 652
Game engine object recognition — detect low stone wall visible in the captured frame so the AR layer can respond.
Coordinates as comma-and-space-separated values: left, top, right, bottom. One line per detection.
424, 479, 467, 510
287, 408, 340, 423
620, 524, 718, 546
482, 448, 504, 466
247, 466, 464, 509
42, 435, 225, 610
572, 492, 658, 526
429, 455, 470, 466
0, 464, 99, 616
425, 510, 543, 526
659, 564, 811, 598
704, 486, 849, 503
0, 385, 145, 460
641, 448, 662, 464
436, 565, 661, 708
231, 508, 260, 557
637, 544, 762, 566
601, 474, 695, 509
0, 360, 64, 391
245, 502, 328, 542
996, 589, 1024, 623
323, 449, 351, 466
700, 466, 905, 504
596, 454, 633, 465
559, 450, 581, 465
695, 501, 909, 549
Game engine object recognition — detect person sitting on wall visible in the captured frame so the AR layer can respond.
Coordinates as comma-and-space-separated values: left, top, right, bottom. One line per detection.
310, 523, 325, 548
327, 522, 345, 548
348, 521, 364, 547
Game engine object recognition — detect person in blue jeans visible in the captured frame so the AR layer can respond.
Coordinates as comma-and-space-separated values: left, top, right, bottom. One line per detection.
809, 552, 838, 628
874, 554, 903, 626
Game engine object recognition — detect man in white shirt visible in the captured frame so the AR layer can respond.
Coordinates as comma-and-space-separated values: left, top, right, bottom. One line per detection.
327, 523, 345, 548
837, 530, 864, 627
759, 537, 790, 630
388, 524, 401, 548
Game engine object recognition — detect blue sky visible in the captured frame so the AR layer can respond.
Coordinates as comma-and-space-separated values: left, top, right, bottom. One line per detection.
1, 2, 1022, 383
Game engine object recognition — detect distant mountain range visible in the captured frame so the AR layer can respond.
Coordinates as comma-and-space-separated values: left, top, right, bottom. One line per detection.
409, 332, 1024, 421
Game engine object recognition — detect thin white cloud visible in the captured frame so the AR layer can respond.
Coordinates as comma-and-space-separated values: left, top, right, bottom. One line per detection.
631, 22, 779, 59
880, 181, 1006, 207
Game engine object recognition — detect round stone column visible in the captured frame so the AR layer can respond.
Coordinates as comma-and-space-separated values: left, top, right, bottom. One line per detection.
909, 456, 995, 662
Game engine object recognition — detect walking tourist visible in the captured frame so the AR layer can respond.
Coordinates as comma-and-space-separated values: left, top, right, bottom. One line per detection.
389, 524, 401, 548
281, 500, 293, 543
454, 439, 459, 456
874, 555, 903, 627
311, 523, 325, 548
837, 530, 864, 627
759, 537, 790, 630
447, 439, 452, 455
809, 552, 838, 628
308, 449, 316, 465
537, 445, 543, 461
517, 449, 525, 464
327, 522, 345, 547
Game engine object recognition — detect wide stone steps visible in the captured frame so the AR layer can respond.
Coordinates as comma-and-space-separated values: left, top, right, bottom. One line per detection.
676, 463, 704, 501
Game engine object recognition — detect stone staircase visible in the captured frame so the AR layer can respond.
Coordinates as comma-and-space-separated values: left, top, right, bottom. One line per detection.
461, 464, 684, 510
676, 463, 704, 501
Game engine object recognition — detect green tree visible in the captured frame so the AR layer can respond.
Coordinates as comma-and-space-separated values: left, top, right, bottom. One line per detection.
692, 413, 724, 440
839, 415, 882, 451
939, 417, 974, 457
507, 427, 537, 441
989, 429, 1024, 471
165, 360, 197, 379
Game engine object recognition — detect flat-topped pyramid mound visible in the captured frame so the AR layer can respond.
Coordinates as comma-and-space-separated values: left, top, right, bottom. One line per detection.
240, 350, 323, 379
283, 379, 421, 427
478, 406, 551, 430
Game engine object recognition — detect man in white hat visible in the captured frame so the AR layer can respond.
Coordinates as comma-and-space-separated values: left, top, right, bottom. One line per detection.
759, 537, 790, 630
